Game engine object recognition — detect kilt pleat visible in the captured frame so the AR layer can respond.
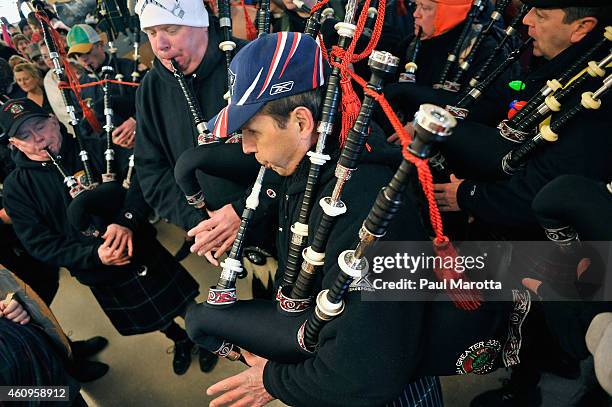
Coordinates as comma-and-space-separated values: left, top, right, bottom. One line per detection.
89, 241, 199, 336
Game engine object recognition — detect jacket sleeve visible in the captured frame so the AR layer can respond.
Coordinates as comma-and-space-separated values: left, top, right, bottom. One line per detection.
263, 294, 426, 407
134, 87, 205, 230
3, 175, 102, 270
456, 115, 612, 225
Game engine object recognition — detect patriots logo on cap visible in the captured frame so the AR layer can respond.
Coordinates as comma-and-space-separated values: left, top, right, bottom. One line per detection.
228, 68, 237, 98
9, 103, 24, 115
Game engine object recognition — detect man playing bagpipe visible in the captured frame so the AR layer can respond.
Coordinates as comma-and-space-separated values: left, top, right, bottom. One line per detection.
0, 99, 203, 376
134, 0, 280, 287
184, 30, 527, 407
381, 0, 522, 129
429, 1, 612, 405
434, 0, 612, 238
66, 24, 143, 148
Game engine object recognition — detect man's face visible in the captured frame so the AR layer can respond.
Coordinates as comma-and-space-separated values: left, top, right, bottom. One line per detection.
413, 0, 437, 40
10, 116, 62, 161
40, 44, 54, 70
144, 24, 209, 75
241, 112, 310, 176
74, 42, 106, 71
523, 8, 576, 60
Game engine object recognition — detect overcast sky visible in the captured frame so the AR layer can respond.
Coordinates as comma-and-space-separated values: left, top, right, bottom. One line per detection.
1, 0, 28, 24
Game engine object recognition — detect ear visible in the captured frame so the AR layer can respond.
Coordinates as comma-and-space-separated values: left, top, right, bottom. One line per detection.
570, 17, 598, 44
293, 106, 315, 139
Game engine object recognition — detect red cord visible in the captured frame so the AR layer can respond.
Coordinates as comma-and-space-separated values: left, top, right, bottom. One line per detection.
58, 78, 141, 89
310, 0, 330, 14
241, 0, 258, 40
36, 11, 102, 133
327, 0, 386, 147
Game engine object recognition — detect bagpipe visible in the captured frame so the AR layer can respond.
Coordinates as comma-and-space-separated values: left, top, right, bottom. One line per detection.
31, 0, 141, 262
498, 27, 612, 143
384, 3, 529, 128
32, 0, 96, 190
501, 72, 612, 174
434, 0, 486, 92
398, 27, 421, 84
431, 27, 612, 180
438, 3, 531, 116
185, 0, 525, 377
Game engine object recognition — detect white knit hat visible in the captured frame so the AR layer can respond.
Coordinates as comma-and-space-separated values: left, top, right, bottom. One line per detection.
135, 0, 209, 29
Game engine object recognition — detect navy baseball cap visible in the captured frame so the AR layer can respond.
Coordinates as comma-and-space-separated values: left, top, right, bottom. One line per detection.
0, 98, 49, 141
207, 32, 328, 139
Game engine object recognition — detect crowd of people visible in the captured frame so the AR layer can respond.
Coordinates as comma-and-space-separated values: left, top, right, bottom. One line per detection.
0, 0, 611, 406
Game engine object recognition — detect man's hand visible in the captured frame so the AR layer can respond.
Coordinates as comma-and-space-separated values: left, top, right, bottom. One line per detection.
387, 122, 414, 145
0, 208, 11, 224
0, 296, 30, 325
98, 224, 133, 266
433, 174, 464, 212
112, 117, 137, 148
187, 204, 240, 266
207, 352, 274, 407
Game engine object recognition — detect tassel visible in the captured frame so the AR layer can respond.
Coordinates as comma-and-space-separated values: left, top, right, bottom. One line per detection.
339, 75, 361, 148
433, 237, 482, 310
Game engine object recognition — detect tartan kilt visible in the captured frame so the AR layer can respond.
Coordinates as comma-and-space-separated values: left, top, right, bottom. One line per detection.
89, 239, 199, 336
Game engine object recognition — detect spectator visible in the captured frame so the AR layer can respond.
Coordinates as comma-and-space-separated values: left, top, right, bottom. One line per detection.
28, 43, 48, 74
11, 34, 30, 59
17, 19, 32, 40
13, 63, 51, 113
0, 58, 26, 101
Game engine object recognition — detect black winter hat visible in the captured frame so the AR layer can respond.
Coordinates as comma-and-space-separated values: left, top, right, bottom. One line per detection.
0, 98, 49, 140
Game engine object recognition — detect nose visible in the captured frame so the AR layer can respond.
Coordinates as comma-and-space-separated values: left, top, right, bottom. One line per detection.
523, 8, 535, 27
242, 134, 256, 154
155, 33, 171, 53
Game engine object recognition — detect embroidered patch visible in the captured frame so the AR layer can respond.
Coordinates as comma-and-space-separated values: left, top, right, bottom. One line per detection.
266, 188, 276, 199
9, 103, 24, 115
456, 339, 501, 375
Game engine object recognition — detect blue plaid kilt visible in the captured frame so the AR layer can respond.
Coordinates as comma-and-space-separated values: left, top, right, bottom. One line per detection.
89, 240, 199, 336
386, 377, 444, 407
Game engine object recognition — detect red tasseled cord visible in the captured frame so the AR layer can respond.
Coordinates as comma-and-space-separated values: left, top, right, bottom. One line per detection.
36, 12, 102, 134
241, 0, 258, 40
327, 0, 386, 148
348, 69, 482, 310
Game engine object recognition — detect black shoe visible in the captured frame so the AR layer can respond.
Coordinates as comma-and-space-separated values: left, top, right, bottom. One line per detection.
174, 238, 192, 262
69, 359, 109, 383
470, 378, 542, 407
198, 348, 218, 373
71, 336, 109, 359
171, 339, 194, 375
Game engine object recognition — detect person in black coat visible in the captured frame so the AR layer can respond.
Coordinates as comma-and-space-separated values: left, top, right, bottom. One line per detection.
434, 3, 612, 235
0, 98, 207, 376
134, 0, 279, 269
185, 31, 520, 407
381, 0, 521, 131
66, 24, 143, 148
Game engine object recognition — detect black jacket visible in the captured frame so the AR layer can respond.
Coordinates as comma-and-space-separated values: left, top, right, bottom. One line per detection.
80, 53, 140, 128
382, 20, 521, 128
4, 131, 150, 286
134, 23, 256, 230
456, 29, 612, 227
262, 135, 433, 406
